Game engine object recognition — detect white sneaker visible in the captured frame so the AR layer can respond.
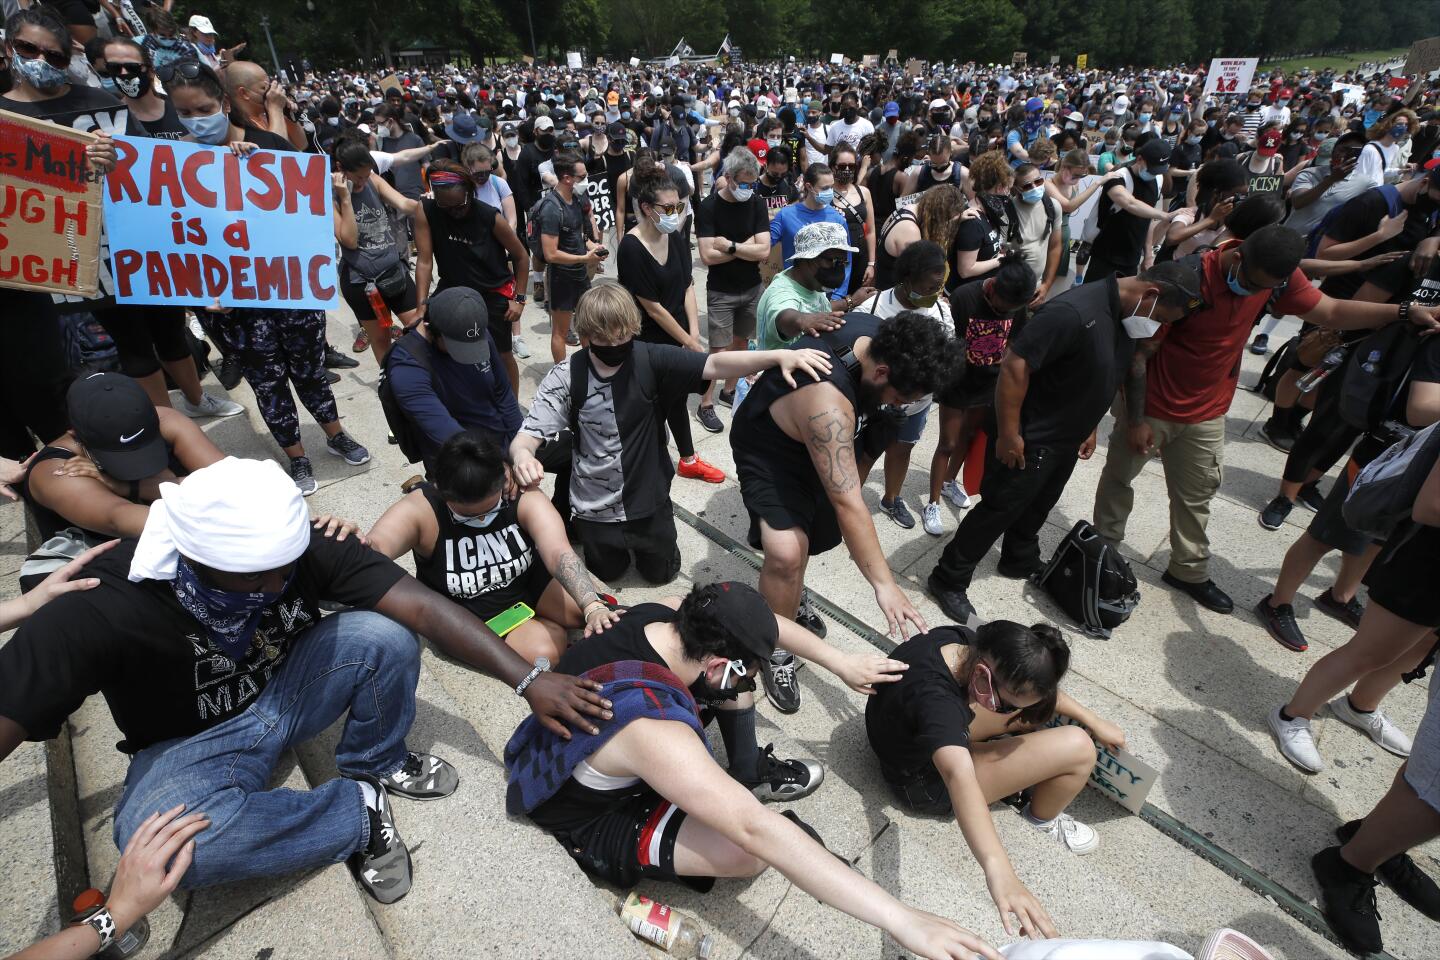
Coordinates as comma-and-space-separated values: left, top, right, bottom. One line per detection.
1028, 810, 1098, 855
178, 392, 244, 418
512, 335, 532, 359
922, 501, 945, 536
1268, 705, 1324, 773
941, 479, 974, 509
1329, 696, 1412, 757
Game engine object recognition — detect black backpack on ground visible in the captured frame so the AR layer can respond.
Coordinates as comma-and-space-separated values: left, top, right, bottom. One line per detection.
1254, 334, 1299, 400
377, 329, 432, 465
1034, 520, 1140, 639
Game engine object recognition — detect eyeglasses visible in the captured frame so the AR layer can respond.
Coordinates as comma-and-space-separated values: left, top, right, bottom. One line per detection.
10, 37, 70, 70
1017, 178, 1045, 190
156, 60, 206, 83
649, 200, 684, 215
833, 162, 857, 172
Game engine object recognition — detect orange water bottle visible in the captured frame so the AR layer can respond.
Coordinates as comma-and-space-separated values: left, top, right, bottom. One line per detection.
365, 281, 396, 336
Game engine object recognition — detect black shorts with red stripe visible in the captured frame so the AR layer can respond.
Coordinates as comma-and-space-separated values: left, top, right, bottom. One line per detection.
544, 787, 716, 892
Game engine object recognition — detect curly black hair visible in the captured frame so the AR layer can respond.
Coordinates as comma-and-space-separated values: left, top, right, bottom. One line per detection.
869, 310, 962, 398
675, 583, 751, 664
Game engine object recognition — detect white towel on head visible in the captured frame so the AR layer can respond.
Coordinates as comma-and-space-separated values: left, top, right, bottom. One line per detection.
129, 457, 313, 582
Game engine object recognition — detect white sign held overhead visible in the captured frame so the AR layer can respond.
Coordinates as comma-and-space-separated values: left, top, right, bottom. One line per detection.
566, 51, 582, 69
1202, 57, 1259, 100
830, 52, 843, 65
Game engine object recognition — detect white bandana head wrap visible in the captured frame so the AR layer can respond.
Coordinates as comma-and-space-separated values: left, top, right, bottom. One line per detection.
129, 457, 312, 582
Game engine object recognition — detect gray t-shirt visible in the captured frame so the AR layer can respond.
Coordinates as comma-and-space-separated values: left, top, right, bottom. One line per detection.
536, 190, 590, 280
385, 131, 427, 199
341, 181, 402, 283
1284, 166, 1370, 240
522, 358, 626, 522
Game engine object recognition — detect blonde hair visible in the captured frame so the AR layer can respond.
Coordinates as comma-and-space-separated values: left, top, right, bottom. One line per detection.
573, 282, 641, 343
1028, 138, 1057, 166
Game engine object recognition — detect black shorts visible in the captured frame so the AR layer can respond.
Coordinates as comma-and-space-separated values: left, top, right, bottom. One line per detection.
340, 268, 418, 322
459, 561, 554, 622
545, 266, 590, 313
880, 763, 953, 816
937, 365, 998, 410
1365, 525, 1440, 628
573, 509, 681, 584
554, 790, 714, 892
96, 304, 192, 378
1307, 468, 1371, 557
738, 461, 841, 556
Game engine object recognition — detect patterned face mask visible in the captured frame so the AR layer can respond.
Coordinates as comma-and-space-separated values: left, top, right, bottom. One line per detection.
171, 557, 290, 659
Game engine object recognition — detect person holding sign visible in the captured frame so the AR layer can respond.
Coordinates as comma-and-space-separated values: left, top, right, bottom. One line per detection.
864, 620, 1126, 937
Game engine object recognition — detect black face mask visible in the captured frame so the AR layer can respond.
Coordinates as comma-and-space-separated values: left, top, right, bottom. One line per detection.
535, 132, 555, 150
842, 106, 858, 122
589, 339, 633, 365
816, 262, 847, 289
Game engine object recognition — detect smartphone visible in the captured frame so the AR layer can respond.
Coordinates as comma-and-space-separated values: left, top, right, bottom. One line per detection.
485, 602, 536, 637
596, 246, 610, 259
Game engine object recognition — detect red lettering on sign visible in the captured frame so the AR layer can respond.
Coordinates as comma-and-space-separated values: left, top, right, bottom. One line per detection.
49, 257, 77, 288
146, 145, 186, 207
230, 255, 256, 299
166, 252, 203, 298
308, 254, 334, 300
0, 119, 90, 192
145, 252, 173, 298
106, 139, 141, 202
245, 154, 282, 211
113, 249, 142, 296
222, 152, 243, 212
19, 188, 46, 224
282, 155, 327, 215
53, 196, 87, 237
202, 254, 228, 297
181, 150, 217, 207
254, 256, 288, 300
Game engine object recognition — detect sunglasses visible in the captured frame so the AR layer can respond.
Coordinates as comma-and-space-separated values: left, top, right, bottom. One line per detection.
833, 162, 857, 172
815, 253, 847, 268
11, 37, 70, 70
156, 60, 206, 83
105, 61, 147, 79
1017, 178, 1045, 190
649, 200, 684, 215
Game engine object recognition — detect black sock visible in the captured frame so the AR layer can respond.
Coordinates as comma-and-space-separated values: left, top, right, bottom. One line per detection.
1346, 695, 1373, 716
1279, 707, 1296, 722
1284, 405, 1307, 431
717, 705, 760, 781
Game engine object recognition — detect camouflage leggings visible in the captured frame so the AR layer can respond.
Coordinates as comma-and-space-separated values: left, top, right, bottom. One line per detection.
207, 308, 338, 450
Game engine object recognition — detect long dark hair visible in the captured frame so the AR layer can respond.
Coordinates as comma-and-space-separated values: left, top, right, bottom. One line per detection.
959, 620, 1070, 727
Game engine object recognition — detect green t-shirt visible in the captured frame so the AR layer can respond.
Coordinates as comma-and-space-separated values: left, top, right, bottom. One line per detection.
756, 270, 831, 351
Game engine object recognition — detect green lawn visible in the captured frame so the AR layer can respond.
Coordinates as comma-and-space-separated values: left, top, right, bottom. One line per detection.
1261, 47, 1408, 75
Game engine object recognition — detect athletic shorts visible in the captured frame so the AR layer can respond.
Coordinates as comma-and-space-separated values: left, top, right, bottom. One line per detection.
1406, 677, 1440, 815
1365, 525, 1440, 628
1306, 469, 1371, 558
546, 266, 590, 313
96, 303, 191, 378
555, 790, 715, 892
879, 762, 952, 816
340, 269, 418, 322
706, 284, 761, 344
740, 462, 842, 557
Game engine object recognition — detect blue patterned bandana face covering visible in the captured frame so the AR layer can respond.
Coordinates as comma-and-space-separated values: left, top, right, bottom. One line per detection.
172, 558, 289, 659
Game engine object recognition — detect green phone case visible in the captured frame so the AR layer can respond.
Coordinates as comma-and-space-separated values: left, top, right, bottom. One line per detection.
485, 602, 536, 637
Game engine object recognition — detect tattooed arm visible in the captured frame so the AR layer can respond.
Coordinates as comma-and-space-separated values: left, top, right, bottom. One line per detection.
517, 490, 618, 632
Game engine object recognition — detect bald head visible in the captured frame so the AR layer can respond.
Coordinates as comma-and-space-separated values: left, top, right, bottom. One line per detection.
224, 61, 271, 124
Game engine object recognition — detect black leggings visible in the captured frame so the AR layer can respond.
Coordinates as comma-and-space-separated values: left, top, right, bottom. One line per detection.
666, 394, 695, 459
1282, 372, 1359, 485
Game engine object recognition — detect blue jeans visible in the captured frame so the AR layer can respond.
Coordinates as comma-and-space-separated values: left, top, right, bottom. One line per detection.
113, 611, 420, 888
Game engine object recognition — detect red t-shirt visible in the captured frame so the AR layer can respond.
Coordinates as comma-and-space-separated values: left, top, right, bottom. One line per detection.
1145, 244, 1322, 423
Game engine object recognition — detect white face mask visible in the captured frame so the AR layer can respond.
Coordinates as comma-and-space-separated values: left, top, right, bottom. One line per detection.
1121, 294, 1161, 339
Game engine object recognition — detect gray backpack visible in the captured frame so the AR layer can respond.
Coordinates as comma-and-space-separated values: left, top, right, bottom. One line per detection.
1342, 422, 1440, 542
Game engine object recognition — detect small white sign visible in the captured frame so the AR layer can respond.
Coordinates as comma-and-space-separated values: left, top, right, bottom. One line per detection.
830, 52, 844, 65
1202, 57, 1259, 100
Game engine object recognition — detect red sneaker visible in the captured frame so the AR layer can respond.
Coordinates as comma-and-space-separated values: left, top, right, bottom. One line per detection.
352, 330, 370, 353
677, 455, 725, 483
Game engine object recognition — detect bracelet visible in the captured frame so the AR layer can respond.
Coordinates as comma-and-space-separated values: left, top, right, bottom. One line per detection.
1398, 299, 1412, 323
83, 906, 117, 952
514, 657, 549, 696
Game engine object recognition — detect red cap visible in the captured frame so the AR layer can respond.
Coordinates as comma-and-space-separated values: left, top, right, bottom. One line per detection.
747, 137, 768, 162
1257, 128, 1284, 156
1279, 87, 1294, 98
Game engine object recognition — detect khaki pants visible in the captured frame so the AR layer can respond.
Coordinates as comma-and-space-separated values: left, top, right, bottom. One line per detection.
1093, 414, 1225, 583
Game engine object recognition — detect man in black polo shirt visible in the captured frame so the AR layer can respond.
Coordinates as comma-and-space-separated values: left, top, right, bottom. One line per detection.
1085, 138, 1180, 282
928, 262, 1203, 623
695, 146, 772, 429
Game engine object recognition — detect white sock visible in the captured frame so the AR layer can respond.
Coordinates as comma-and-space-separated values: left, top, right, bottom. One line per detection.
357, 779, 380, 812
1022, 802, 1052, 826
1257, 315, 1282, 338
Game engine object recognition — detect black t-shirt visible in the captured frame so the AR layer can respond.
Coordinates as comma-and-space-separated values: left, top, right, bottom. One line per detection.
618, 231, 693, 346
695, 191, 769, 293
1092, 169, 1161, 269
1320, 188, 1440, 302
755, 173, 799, 218
954, 215, 1002, 288
865, 627, 975, 782
125, 96, 188, 140
1008, 274, 1132, 449
1, 86, 127, 133
0, 533, 405, 754
556, 602, 675, 676
239, 124, 298, 152
422, 196, 512, 292
515, 143, 553, 210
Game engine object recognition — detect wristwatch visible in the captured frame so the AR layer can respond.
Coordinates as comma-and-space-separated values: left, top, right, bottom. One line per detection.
514, 293, 528, 304
727, 240, 737, 255
81, 906, 117, 952
514, 657, 550, 696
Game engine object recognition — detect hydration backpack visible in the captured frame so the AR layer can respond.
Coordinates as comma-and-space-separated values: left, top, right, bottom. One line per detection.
1034, 520, 1140, 639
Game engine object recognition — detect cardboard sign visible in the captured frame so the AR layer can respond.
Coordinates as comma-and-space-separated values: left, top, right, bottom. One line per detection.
830, 52, 844, 65
886, 49, 898, 62
378, 73, 402, 95
905, 58, 926, 78
1202, 57, 1258, 99
1404, 36, 1440, 77
862, 55, 879, 68
1013, 51, 1027, 64
582, 176, 615, 237
1050, 55, 1060, 65
103, 137, 338, 310
566, 51, 582, 69
1047, 716, 1159, 815
522, 55, 535, 66
0, 109, 103, 297
1076, 53, 1088, 70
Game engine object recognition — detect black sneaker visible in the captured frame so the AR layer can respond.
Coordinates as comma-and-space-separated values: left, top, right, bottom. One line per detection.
794, 590, 827, 638
996, 557, 1045, 580
927, 573, 976, 624
1250, 333, 1270, 356
326, 431, 371, 466
1337, 820, 1440, 921
1297, 481, 1326, 512
1258, 495, 1294, 530
716, 387, 735, 408
739, 744, 824, 802
324, 343, 361, 369
1311, 845, 1383, 954
324, 369, 341, 384
379, 752, 459, 801
1315, 588, 1365, 629
348, 776, 412, 904
1255, 595, 1307, 652
217, 353, 243, 391
1260, 418, 1297, 453
879, 496, 916, 529
763, 649, 802, 714
696, 404, 723, 434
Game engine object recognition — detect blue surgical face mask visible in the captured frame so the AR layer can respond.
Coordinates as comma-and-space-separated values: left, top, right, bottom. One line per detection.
100, 76, 120, 94
655, 211, 682, 233
814, 187, 834, 205
180, 110, 231, 145
13, 54, 69, 92
171, 558, 289, 660
448, 502, 503, 528
1135, 167, 1157, 182
1138, 112, 1152, 123
1390, 125, 1409, 141
1020, 186, 1044, 204
732, 183, 755, 202
1225, 259, 1256, 297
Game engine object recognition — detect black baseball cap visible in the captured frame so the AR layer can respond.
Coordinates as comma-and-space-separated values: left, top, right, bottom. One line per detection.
66, 372, 168, 482
426, 287, 492, 365
605, 120, 627, 140
1137, 137, 1171, 173
706, 582, 779, 662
